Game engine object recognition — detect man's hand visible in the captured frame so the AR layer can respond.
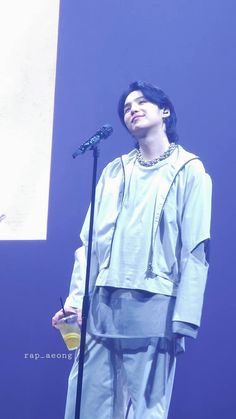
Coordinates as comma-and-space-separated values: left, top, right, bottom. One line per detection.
52, 306, 82, 329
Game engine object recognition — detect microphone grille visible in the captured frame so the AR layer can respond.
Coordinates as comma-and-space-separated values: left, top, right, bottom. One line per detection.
99, 124, 113, 139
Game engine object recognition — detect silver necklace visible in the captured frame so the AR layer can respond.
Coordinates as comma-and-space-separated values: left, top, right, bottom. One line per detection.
136, 142, 178, 167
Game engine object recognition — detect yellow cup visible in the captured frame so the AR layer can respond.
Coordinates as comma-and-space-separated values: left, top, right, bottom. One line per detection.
63, 332, 81, 351
56, 314, 81, 351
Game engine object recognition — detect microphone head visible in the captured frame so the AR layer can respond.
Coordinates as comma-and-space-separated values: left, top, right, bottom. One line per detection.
97, 124, 113, 139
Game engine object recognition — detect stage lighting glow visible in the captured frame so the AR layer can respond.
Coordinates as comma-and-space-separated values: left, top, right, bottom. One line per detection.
0, 1, 60, 240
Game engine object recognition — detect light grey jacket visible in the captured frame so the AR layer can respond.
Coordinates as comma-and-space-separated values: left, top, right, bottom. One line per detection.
66, 146, 212, 328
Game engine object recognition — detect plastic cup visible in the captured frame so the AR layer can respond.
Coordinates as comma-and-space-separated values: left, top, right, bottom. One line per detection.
56, 314, 81, 350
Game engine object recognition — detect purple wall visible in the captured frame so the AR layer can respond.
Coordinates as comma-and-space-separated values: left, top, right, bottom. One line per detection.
1, 1, 236, 417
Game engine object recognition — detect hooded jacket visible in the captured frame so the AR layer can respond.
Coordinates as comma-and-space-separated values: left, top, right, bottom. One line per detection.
66, 145, 212, 328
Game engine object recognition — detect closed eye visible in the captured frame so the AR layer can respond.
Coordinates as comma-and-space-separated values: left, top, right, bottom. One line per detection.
138, 99, 147, 104
124, 106, 131, 115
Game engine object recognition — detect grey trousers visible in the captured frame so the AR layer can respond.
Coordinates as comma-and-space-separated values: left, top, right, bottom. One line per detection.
64, 335, 176, 419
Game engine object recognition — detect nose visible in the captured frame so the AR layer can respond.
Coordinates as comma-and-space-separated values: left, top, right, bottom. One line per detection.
130, 103, 139, 115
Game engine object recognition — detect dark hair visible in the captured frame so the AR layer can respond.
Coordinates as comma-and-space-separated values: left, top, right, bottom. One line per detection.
118, 80, 178, 143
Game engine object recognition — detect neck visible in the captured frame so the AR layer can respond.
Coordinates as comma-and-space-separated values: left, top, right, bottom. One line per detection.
136, 129, 170, 160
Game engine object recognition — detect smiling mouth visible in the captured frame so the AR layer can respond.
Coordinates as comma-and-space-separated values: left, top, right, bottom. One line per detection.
131, 115, 144, 123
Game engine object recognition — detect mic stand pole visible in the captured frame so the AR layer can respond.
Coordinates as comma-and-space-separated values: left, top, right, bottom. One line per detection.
74, 146, 99, 419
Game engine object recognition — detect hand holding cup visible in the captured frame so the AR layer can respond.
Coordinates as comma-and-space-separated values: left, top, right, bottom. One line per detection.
52, 307, 82, 350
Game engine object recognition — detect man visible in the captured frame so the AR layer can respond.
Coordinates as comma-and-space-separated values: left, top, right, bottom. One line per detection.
52, 81, 212, 419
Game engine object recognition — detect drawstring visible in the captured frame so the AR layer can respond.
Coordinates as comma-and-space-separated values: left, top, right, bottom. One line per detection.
125, 398, 132, 419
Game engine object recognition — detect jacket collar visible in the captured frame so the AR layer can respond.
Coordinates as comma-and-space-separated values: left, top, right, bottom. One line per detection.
120, 148, 137, 165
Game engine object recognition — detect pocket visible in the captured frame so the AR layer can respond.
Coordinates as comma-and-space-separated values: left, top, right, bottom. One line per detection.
152, 257, 180, 285
153, 271, 178, 284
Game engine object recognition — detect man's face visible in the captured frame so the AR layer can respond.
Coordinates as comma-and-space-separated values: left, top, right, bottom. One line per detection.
123, 90, 168, 137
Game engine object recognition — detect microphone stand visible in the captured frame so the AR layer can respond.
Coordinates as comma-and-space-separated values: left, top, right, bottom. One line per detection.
74, 146, 99, 419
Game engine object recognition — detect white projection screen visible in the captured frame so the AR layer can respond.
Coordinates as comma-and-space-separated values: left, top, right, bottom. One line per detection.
0, 1, 60, 240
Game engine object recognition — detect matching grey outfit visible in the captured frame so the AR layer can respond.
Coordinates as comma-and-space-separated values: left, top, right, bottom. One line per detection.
64, 145, 212, 418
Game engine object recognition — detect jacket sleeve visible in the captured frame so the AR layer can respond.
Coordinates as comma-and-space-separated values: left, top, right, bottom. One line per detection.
172, 321, 199, 339
64, 165, 110, 309
64, 246, 87, 310
172, 160, 212, 328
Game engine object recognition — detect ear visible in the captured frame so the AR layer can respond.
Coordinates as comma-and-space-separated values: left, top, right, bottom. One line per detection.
162, 108, 170, 118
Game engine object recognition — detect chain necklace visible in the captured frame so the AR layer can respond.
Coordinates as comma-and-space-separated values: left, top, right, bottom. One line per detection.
136, 142, 178, 167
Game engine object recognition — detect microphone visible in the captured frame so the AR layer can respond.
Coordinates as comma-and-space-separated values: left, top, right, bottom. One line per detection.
72, 124, 113, 158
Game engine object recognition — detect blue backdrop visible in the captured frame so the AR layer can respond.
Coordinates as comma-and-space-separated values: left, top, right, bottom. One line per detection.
1, 1, 236, 418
